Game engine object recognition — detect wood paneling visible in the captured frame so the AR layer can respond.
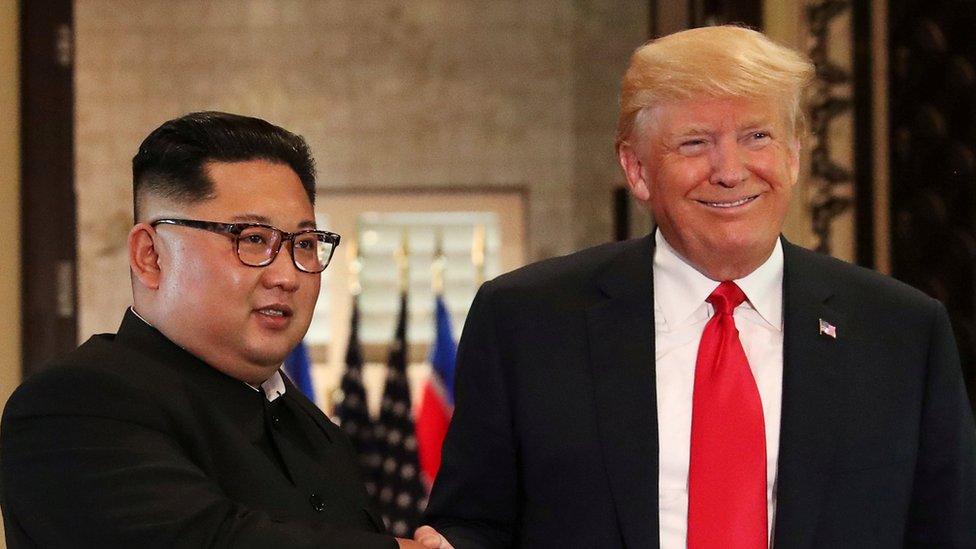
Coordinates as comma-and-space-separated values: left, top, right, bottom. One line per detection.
20, 0, 77, 375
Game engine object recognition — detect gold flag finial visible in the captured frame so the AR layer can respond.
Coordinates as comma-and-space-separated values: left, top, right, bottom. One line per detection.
396, 231, 410, 293
472, 225, 486, 286
432, 229, 446, 295
346, 239, 362, 296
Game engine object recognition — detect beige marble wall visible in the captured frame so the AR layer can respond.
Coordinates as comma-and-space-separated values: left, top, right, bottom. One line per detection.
75, 0, 648, 339
1, 0, 21, 544
570, 1, 649, 251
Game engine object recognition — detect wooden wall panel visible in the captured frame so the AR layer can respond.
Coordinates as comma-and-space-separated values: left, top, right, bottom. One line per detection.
20, 0, 77, 375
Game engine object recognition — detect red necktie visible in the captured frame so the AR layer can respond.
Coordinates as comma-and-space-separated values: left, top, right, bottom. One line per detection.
688, 281, 767, 548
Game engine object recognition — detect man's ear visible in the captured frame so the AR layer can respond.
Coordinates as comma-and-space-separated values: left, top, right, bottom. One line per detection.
617, 142, 651, 202
128, 223, 161, 290
788, 136, 802, 188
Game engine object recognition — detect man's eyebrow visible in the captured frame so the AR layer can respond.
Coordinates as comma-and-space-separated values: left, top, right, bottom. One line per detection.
738, 117, 773, 131
230, 214, 318, 230
672, 125, 712, 138
230, 213, 272, 224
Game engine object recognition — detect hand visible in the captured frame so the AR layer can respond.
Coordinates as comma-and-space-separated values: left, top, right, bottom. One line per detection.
414, 525, 455, 549
396, 538, 427, 549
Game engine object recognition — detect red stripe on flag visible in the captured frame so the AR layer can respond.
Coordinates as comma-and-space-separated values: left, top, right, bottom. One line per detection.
416, 381, 453, 489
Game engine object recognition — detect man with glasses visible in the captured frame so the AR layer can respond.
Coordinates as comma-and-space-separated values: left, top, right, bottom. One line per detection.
1, 112, 422, 548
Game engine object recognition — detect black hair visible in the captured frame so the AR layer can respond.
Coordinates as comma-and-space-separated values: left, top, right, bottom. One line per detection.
132, 111, 316, 219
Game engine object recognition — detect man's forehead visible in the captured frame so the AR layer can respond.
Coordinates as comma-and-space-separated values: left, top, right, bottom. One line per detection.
139, 161, 314, 226
204, 158, 298, 180
654, 98, 782, 126
204, 160, 308, 199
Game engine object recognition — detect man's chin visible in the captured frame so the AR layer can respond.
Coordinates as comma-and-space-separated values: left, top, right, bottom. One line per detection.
246, 341, 303, 370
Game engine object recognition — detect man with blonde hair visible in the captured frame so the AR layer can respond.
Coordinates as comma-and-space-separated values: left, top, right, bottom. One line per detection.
417, 25, 976, 548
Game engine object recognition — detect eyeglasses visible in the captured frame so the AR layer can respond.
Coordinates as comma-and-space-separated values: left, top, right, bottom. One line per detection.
150, 218, 340, 274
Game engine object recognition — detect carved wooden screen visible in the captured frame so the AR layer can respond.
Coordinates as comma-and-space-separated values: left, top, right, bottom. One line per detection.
889, 0, 976, 405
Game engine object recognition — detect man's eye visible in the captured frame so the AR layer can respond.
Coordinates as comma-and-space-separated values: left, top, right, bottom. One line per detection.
679, 139, 708, 154
743, 131, 772, 149
295, 238, 315, 250
243, 234, 268, 245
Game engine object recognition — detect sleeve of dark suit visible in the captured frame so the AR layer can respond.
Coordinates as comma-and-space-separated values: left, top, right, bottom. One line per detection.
905, 300, 976, 547
0, 369, 397, 549
424, 281, 517, 549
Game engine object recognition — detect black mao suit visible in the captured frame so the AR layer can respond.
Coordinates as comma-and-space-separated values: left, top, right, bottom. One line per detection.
1, 309, 395, 549
425, 235, 976, 548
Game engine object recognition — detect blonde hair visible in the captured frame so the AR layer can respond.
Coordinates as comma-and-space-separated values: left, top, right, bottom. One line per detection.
616, 25, 815, 149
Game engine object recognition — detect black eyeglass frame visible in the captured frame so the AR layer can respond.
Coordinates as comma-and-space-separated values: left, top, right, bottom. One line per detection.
150, 218, 341, 273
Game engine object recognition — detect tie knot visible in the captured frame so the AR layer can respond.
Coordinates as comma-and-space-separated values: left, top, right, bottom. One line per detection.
707, 281, 746, 315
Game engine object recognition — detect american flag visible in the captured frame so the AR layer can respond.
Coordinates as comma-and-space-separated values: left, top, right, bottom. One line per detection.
819, 318, 837, 339
373, 292, 427, 536
333, 297, 380, 497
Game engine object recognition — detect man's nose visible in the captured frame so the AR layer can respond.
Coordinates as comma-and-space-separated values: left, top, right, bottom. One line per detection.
709, 139, 749, 187
260, 242, 300, 291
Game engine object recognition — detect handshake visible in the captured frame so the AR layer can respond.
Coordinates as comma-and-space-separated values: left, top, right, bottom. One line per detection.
397, 526, 453, 549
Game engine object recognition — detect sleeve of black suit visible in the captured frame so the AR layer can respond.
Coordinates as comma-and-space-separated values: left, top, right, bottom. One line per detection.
424, 282, 517, 549
0, 369, 397, 549
905, 301, 976, 547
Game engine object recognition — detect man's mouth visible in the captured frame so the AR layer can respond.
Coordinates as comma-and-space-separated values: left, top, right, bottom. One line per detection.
256, 306, 292, 318
696, 194, 759, 208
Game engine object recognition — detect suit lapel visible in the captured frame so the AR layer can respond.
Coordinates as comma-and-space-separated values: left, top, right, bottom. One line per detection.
586, 236, 659, 549
773, 240, 847, 547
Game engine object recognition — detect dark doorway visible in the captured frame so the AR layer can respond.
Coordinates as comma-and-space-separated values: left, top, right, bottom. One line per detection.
650, 0, 762, 38
690, 0, 762, 27
888, 0, 976, 406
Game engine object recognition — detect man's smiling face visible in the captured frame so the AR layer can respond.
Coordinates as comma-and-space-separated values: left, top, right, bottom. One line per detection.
621, 96, 800, 280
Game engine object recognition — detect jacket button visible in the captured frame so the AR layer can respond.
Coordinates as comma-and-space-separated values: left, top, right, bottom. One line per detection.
271, 414, 281, 430
309, 492, 325, 512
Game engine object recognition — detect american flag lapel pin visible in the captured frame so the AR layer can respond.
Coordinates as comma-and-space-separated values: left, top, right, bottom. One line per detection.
819, 318, 837, 339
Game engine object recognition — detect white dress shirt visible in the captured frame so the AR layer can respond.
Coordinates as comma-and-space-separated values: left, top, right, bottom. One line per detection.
653, 231, 784, 548
248, 370, 286, 403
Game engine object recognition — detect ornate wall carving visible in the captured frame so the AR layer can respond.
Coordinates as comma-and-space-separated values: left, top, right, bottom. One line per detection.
889, 0, 976, 404
805, 0, 855, 257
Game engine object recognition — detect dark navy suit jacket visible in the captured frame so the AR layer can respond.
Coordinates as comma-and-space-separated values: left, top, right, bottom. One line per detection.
426, 235, 976, 548
1, 310, 396, 549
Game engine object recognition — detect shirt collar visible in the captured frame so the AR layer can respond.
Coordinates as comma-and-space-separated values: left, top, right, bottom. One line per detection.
247, 371, 287, 402
735, 237, 784, 331
129, 306, 153, 327
653, 230, 784, 331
